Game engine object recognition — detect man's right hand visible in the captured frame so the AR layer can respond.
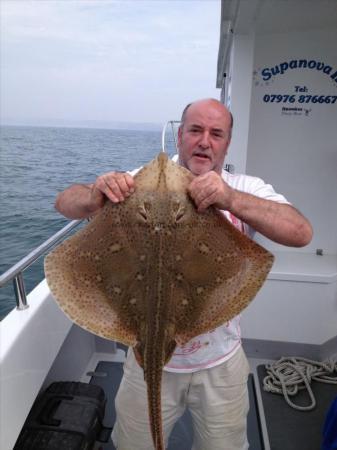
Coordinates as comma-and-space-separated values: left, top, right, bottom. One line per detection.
55, 171, 135, 220
90, 171, 135, 208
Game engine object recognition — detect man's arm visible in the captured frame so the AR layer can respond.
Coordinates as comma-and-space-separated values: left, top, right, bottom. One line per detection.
55, 172, 135, 219
187, 171, 313, 247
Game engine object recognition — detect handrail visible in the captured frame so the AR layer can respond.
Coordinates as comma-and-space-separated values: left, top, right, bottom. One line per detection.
161, 120, 180, 153
0, 219, 83, 310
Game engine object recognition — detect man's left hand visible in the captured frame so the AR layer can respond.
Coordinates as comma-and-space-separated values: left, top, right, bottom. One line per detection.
187, 171, 234, 212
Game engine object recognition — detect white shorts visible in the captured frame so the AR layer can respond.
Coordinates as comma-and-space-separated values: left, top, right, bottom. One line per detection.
112, 345, 250, 450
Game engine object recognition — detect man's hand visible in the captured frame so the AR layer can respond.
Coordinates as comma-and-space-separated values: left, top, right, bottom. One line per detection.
187, 171, 234, 212
55, 171, 135, 220
91, 172, 135, 207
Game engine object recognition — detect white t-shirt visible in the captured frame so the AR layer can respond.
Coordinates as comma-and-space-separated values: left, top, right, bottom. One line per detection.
130, 157, 290, 373
165, 168, 290, 373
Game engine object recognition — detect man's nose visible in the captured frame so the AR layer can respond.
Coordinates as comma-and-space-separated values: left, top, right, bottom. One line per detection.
199, 131, 210, 148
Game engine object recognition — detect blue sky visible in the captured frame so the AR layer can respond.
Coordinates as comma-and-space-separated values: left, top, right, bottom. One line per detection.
1, 0, 221, 127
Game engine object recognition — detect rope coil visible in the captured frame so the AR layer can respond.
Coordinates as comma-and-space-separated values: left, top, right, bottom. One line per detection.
263, 357, 337, 411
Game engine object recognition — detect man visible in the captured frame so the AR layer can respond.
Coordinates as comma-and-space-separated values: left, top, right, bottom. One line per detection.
55, 98, 312, 449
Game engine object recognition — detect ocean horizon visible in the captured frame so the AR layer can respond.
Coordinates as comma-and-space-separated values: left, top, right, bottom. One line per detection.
1, 119, 164, 132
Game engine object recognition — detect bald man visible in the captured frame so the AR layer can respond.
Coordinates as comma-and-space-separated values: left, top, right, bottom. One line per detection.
55, 99, 312, 449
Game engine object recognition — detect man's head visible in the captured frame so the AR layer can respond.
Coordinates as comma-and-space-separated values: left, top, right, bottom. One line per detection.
178, 98, 233, 176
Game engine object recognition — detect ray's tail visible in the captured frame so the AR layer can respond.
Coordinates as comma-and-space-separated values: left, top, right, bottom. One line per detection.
145, 362, 165, 450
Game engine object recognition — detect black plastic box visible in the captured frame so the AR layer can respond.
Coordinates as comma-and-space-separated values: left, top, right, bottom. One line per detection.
14, 381, 107, 450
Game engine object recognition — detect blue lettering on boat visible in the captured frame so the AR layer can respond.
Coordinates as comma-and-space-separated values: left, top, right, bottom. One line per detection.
260, 59, 336, 82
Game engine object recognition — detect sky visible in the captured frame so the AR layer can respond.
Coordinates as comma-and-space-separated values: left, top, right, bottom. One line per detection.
1, 0, 222, 128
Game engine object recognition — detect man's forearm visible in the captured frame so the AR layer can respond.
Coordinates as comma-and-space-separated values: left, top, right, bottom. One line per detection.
55, 184, 99, 219
229, 189, 313, 247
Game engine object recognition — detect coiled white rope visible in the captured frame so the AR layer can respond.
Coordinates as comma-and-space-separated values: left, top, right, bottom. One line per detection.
263, 356, 337, 411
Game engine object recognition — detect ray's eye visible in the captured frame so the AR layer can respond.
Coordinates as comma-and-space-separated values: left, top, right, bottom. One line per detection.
174, 204, 185, 223
138, 209, 147, 222
138, 208, 147, 222
138, 202, 151, 222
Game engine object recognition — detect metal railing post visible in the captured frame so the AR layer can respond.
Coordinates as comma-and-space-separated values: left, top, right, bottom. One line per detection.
161, 120, 180, 154
13, 273, 29, 310
0, 219, 83, 312
171, 121, 178, 150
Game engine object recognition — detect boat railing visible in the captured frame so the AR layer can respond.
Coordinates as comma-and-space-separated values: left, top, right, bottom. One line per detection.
0, 219, 83, 310
161, 120, 181, 152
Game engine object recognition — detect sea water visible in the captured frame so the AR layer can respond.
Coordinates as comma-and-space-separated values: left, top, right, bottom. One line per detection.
0, 125, 177, 319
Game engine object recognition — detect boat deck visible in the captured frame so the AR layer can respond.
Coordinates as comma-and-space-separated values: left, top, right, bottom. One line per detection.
86, 354, 336, 449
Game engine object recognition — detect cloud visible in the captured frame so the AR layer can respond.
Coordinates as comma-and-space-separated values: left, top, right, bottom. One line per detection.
1, 0, 221, 124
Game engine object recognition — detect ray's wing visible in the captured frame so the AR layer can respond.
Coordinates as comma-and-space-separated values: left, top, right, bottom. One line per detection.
45, 199, 151, 345
168, 208, 274, 345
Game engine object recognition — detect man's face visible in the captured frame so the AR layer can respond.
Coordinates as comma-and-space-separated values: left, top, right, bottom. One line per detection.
178, 101, 231, 176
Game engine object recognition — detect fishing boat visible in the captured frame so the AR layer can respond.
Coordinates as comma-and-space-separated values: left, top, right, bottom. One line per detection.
1, 1, 336, 449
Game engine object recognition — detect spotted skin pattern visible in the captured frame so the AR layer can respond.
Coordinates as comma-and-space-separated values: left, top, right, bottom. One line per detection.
45, 152, 274, 450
